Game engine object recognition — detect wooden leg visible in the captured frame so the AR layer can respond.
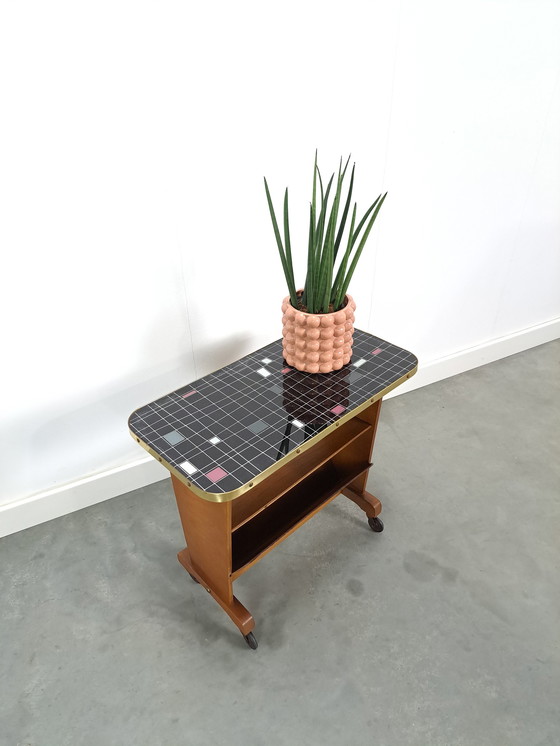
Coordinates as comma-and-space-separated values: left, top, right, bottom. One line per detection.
177, 548, 254, 636
171, 476, 255, 638
341, 485, 382, 518
340, 399, 383, 521
345, 398, 383, 495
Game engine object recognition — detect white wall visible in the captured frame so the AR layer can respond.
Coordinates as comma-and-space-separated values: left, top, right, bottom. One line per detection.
1, 0, 559, 535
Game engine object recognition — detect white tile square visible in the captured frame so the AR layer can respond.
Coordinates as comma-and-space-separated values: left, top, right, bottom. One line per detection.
179, 460, 198, 476
261, 357, 272, 365
209, 436, 221, 445
257, 367, 271, 378
292, 419, 305, 428
353, 358, 367, 368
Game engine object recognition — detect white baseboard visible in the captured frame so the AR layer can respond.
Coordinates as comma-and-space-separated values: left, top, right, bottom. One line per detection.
0, 458, 168, 539
385, 316, 560, 399
1, 316, 558, 539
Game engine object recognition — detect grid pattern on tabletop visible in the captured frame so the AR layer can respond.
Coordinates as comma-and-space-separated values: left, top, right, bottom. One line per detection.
128, 329, 417, 495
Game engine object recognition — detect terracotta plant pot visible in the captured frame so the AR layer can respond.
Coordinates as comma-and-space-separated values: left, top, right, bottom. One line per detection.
281, 293, 356, 373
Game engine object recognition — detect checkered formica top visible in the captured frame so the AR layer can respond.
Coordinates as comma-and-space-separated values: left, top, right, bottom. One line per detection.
128, 329, 417, 498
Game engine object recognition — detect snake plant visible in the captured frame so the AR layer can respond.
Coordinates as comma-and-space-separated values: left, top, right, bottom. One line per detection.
264, 153, 387, 314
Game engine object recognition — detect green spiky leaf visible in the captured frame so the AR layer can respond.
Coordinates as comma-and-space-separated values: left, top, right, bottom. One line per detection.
264, 154, 387, 318
335, 192, 387, 308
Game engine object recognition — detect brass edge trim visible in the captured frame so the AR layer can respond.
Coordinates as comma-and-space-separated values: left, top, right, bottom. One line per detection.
129, 363, 418, 503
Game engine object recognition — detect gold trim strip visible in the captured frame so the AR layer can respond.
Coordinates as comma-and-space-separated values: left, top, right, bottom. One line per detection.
129, 364, 417, 503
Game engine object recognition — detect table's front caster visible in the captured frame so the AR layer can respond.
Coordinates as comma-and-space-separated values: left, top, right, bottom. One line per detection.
244, 632, 258, 650
368, 516, 384, 533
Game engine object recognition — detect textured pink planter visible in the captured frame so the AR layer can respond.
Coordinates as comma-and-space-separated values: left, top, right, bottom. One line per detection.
281, 293, 356, 373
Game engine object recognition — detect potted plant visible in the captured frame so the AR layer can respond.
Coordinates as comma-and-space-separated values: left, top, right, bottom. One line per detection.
264, 153, 387, 373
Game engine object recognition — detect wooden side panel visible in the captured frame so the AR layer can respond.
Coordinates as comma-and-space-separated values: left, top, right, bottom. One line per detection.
331, 430, 372, 479
347, 399, 382, 495
171, 475, 233, 604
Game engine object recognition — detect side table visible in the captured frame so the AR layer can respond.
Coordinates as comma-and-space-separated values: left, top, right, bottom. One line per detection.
129, 329, 417, 649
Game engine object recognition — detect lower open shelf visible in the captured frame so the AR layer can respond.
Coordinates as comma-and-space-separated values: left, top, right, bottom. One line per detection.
231, 459, 370, 577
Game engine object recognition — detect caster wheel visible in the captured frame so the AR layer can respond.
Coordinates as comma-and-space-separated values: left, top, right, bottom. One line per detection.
244, 632, 258, 650
188, 572, 199, 584
368, 516, 384, 533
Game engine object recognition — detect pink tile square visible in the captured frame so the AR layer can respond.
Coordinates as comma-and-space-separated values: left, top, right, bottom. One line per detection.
371, 348, 382, 355
182, 390, 197, 398
282, 367, 291, 374
331, 404, 346, 416
205, 466, 228, 483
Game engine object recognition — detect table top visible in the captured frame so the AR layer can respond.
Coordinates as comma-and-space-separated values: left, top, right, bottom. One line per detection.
128, 329, 417, 501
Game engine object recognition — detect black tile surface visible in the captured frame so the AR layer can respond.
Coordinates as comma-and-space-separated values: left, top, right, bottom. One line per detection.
128, 330, 417, 495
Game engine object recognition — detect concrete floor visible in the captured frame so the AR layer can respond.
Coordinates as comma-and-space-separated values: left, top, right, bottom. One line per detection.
1, 341, 559, 746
